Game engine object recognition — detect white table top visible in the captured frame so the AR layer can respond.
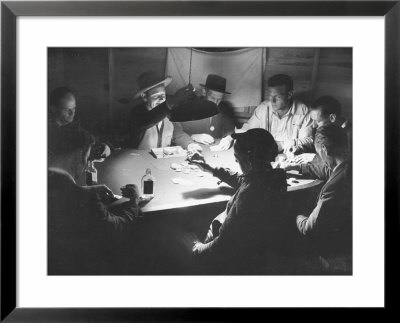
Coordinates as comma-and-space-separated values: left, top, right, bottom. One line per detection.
96, 147, 322, 213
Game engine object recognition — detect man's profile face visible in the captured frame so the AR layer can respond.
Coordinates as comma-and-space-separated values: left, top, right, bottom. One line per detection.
311, 108, 331, 128
233, 141, 250, 174
54, 93, 76, 126
266, 85, 291, 113
205, 89, 224, 106
145, 85, 166, 110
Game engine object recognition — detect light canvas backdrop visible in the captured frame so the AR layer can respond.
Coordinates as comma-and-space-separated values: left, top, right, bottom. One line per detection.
166, 47, 264, 111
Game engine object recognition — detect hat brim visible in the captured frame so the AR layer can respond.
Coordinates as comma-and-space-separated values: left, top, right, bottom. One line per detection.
169, 97, 219, 122
134, 76, 172, 99
199, 83, 231, 95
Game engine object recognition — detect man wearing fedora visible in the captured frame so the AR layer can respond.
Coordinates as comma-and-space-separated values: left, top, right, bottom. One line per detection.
131, 71, 195, 150
172, 74, 235, 152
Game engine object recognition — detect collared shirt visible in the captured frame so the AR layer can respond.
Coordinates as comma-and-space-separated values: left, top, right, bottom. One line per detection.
239, 100, 313, 150
137, 117, 173, 150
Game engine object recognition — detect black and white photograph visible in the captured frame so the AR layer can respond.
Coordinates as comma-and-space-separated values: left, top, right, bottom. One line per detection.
2, 0, 396, 317
47, 47, 353, 275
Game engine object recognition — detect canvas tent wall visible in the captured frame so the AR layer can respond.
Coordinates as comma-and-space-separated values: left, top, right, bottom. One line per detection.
165, 48, 265, 125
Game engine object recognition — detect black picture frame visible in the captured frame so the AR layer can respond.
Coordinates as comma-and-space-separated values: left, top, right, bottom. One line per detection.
1, 1, 399, 321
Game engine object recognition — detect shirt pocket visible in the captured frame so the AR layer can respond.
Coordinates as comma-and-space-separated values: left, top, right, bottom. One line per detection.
291, 117, 303, 137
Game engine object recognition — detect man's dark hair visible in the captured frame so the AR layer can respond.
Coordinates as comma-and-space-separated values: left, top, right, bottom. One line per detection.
311, 95, 342, 118
49, 124, 94, 159
267, 74, 293, 92
232, 128, 278, 163
49, 87, 74, 107
315, 124, 348, 154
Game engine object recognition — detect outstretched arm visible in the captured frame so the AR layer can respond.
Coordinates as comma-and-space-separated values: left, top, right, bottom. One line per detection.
132, 102, 171, 131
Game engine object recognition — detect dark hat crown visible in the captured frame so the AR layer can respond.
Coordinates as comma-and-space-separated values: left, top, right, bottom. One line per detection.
202, 74, 230, 94
137, 71, 164, 91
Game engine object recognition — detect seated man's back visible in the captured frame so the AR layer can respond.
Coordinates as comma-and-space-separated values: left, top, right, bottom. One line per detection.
47, 126, 141, 275
296, 125, 352, 273
48, 169, 139, 274
191, 129, 291, 274
306, 160, 352, 257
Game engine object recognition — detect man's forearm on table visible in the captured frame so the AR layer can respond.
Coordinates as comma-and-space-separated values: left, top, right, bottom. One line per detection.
212, 167, 242, 189
300, 160, 331, 181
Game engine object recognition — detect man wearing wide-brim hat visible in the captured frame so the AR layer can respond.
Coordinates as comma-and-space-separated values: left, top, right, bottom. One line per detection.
130, 70, 195, 149
172, 74, 235, 152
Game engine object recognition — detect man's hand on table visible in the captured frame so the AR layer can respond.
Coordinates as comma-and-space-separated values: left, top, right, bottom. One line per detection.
191, 133, 215, 145
294, 153, 316, 164
120, 184, 140, 203
282, 140, 302, 160
186, 150, 205, 163
84, 184, 114, 202
186, 151, 215, 174
215, 135, 234, 151
187, 142, 203, 153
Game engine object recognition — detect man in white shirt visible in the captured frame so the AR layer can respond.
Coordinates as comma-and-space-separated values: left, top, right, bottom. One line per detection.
219, 74, 313, 153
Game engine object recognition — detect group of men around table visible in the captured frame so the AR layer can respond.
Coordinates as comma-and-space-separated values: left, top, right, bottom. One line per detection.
48, 71, 352, 275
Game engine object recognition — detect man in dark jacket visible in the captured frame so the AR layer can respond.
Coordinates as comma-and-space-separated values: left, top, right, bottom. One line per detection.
172, 74, 235, 152
296, 124, 352, 274
48, 87, 112, 163
48, 126, 141, 275
189, 128, 288, 274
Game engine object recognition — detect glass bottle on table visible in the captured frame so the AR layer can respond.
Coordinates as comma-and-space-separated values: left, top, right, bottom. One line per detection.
141, 168, 155, 199
85, 161, 98, 186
